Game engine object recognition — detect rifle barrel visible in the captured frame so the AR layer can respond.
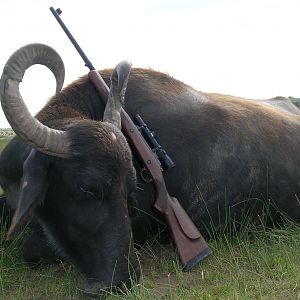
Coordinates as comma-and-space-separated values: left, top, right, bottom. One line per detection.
49, 7, 95, 70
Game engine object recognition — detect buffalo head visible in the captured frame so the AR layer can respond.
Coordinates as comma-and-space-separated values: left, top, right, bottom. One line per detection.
0, 44, 140, 295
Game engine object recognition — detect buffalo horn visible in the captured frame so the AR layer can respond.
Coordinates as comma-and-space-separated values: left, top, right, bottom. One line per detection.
0, 43, 70, 157
103, 60, 132, 129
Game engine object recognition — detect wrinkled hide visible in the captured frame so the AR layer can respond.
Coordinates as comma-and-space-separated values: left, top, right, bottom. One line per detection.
0, 44, 300, 296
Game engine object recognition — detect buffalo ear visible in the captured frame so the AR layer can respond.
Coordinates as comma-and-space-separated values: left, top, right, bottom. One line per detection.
103, 60, 132, 129
6, 150, 49, 240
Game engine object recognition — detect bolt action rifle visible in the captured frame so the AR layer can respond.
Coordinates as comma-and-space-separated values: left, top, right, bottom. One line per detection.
50, 7, 211, 271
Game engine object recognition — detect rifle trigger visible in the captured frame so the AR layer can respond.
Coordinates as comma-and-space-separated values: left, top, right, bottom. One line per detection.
140, 167, 153, 183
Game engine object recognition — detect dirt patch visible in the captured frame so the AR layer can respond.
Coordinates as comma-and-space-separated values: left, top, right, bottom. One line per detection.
138, 242, 206, 297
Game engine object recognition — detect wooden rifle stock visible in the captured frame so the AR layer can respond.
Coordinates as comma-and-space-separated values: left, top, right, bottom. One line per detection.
49, 7, 211, 269
89, 71, 211, 270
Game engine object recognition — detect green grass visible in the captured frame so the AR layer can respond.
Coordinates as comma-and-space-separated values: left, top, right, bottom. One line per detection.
0, 136, 300, 299
0, 223, 299, 299
0, 231, 84, 299
0, 138, 11, 153
0, 137, 10, 195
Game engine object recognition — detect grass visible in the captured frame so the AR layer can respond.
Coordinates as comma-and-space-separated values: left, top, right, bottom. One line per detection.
0, 136, 300, 299
0, 222, 299, 299
0, 138, 11, 152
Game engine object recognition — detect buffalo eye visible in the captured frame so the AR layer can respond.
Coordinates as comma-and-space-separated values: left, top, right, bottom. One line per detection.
79, 184, 96, 198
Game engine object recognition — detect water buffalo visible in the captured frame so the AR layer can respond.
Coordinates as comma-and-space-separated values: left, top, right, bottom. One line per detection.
0, 44, 299, 296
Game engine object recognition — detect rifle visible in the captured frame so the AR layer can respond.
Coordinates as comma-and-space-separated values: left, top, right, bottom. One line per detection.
50, 7, 211, 271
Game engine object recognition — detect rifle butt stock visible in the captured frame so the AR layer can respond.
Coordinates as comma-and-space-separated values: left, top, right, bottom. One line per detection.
158, 197, 212, 271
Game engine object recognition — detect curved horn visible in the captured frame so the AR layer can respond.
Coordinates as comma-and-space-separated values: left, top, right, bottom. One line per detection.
0, 43, 70, 157
103, 60, 132, 129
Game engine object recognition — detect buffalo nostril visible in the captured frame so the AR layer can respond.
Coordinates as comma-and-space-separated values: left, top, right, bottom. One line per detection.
82, 280, 109, 297
82, 280, 119, 297
82, 279, 134, 297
